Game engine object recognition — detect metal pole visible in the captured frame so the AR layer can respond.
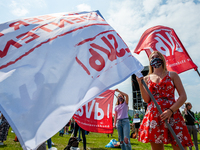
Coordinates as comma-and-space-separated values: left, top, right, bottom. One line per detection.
187, 110, 196, 121
141, 79, 185, 150
196, 69, 200, 77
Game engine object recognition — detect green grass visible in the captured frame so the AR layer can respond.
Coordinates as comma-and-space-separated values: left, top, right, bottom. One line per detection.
1, 128, 200, 150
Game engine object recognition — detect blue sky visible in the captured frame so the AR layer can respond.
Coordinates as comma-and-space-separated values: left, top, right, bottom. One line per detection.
0, 0, 200, 112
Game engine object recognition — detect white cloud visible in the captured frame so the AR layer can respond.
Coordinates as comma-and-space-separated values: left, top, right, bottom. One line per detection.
184, 82, 200, 113
76, 3, 92, 11
9, 0, 29, 16
8, 0, 47, 17
143, 0, 162, 14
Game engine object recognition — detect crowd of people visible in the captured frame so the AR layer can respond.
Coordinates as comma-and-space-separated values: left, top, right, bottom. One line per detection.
1, 51, 200, 150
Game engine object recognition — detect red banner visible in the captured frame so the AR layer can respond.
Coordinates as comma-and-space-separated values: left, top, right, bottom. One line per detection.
73, 90, 115, 134
134, 25, 197, 74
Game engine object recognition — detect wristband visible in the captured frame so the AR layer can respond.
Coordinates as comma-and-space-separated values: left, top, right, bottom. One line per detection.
169, 108, 173, 114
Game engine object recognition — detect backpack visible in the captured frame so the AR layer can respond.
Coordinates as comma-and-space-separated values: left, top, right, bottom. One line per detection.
64, 137, 79, 150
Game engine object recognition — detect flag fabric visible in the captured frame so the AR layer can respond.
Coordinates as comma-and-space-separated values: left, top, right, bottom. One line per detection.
134, 25, 197, 74
0, 10, 143, 150
73, 89, 115, 134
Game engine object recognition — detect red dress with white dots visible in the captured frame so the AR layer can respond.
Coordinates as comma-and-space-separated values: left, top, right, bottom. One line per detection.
138, 72, 193, 147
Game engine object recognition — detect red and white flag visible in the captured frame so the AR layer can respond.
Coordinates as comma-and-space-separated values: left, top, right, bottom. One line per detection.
73, 90, 115, 134
134, 25, 197, 74
0, 11, 143, 150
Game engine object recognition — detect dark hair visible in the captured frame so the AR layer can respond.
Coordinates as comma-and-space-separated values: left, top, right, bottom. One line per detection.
116, 94, 125, 105
185, 102, 191, 110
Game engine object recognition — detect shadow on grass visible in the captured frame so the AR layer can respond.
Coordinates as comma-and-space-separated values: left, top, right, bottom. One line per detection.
0, 144, 7, 148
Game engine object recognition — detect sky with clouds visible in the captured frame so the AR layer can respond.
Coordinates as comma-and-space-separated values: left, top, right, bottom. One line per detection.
0, 0, 200, 113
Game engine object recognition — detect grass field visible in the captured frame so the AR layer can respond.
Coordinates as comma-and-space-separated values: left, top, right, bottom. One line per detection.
1, 128, 200, 150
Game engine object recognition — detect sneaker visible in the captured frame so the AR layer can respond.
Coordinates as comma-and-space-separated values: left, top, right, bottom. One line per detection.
51, 142, 55, 145
11, 130, 14, 133
0, 142, 4, 145
48, 147, 57, 150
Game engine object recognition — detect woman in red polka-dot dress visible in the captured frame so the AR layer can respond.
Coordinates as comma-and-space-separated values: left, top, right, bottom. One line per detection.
136, 51, 193, 150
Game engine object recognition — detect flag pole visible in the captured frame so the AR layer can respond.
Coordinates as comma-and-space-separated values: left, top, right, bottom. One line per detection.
141, 79, 185, 150
196, 69, 200, 77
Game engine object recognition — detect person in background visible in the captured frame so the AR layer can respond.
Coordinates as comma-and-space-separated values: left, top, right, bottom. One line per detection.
113, 89, 132, 150
132, 113, 140, 139
65, 120, 71, 135
47, 138, 52, 150
136, 51, 193, 150
73, 121, 86, 150
69, 118, 75, 133
184, 102, 199, 150
107, 117, 114, 137
0, 113, 10, 146
199, 119, 200, 133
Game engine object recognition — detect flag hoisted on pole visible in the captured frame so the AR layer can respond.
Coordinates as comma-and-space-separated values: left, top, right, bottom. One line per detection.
0, 10, 143, 150
134, 25, 198, 74
73, 89, 115, 134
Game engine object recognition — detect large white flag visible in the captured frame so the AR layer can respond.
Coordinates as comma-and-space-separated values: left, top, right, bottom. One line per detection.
0, 10, 143, 150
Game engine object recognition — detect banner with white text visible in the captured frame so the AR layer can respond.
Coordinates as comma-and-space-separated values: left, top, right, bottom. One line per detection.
73, 90, 115, 134
0, 11, 143, 150
134, 25, 197, 74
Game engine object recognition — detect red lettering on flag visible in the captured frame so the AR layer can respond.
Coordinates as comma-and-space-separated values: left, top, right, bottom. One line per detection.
16, 32, 40, 43
24, 18, 44, 24
9, 21, 29, 30
50, 19, 74, 28
76, 31, 132, 75
0, 40, 22, 58
134, 25, 197, 74
32, 24, 52, 32
73, 90, 115, 134
0, 23, 109, 69
70, 17, 85, 23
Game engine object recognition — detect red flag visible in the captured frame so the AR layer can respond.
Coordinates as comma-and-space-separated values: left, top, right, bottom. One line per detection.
73, 90, 115, 134
134, 25, 197, 74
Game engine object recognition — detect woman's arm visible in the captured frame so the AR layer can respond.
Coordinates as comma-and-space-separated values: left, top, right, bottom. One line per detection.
169, 71, 187, 112
113, 111, 117, 128
160, 71, 187, 121
115, 89, 129, 104
136, 76, 151, 103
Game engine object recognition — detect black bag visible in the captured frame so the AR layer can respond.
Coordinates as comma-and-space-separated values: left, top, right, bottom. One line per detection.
64, 137, 79, 150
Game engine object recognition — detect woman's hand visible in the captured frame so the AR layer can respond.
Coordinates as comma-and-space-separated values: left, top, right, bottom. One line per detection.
184, 108, 188, 115
113, 124, 116, 129
115, 89, 120, 92
160, 109, 173, 122
136, 76, 143, 85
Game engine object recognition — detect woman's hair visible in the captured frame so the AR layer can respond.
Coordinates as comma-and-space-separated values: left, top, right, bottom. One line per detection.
115, 94, 125, 105
148, 51, 167, 74
185, 102, 191, 110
